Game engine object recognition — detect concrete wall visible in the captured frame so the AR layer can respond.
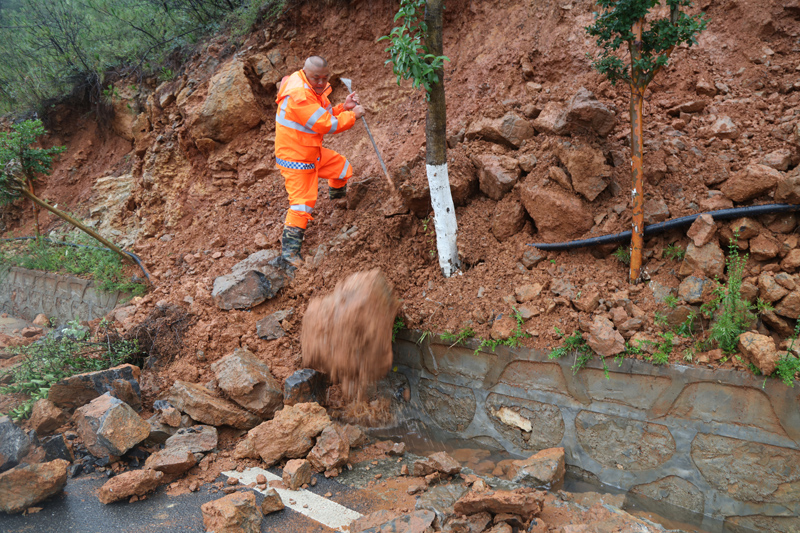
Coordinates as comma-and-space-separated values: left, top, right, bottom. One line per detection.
0, 267, 125, 322
392, 331, 800, 532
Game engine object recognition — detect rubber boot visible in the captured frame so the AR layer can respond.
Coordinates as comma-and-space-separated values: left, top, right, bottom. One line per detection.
329, 185, 347, 209
280, 225, 305, 268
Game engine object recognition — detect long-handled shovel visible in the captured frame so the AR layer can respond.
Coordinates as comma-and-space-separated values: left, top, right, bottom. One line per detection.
341, 78, 407, 215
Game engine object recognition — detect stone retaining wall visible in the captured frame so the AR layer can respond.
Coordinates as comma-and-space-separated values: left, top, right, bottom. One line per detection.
392, 331, 800, 532
0, 267, 125, 322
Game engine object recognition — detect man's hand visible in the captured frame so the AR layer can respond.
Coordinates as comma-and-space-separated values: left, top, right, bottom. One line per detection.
344, 91, 360, 111
353, 105, 365, 119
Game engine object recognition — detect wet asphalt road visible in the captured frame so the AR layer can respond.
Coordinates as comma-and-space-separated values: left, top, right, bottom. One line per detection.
0, 469, 374, 533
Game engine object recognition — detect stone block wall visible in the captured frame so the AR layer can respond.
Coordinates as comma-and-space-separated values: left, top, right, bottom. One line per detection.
0, 267, 125, 322
392, 331, 800, 532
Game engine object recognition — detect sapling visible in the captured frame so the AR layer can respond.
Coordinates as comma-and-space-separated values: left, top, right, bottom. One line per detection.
586, 1, 707, 283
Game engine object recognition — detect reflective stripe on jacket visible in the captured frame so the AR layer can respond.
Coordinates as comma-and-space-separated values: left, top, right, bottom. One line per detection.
274, 70, 356, 164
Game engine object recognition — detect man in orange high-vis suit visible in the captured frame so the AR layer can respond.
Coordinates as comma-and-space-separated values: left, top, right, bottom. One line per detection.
275, 55, 365, 267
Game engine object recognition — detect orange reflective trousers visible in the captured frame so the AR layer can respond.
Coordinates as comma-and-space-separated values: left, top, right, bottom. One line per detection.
274, 70, 356, 229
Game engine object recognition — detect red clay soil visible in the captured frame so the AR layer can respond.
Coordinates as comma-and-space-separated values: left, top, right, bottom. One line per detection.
1, 0, 799, 394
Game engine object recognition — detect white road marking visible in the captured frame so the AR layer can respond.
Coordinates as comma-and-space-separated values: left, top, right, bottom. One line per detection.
222, 467, 362, 531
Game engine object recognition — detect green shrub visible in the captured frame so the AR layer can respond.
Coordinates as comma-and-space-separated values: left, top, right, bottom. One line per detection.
0, 320, 137, 420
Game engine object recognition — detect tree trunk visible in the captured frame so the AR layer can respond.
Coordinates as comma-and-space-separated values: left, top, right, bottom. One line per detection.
20, 188, 135, 265
629, 86, 645, 284
425, 0, 459, 277
628, 19, 645, 284
28, 179, 40, 237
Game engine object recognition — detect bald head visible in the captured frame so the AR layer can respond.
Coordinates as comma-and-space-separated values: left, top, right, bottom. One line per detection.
303, 56, 330, 95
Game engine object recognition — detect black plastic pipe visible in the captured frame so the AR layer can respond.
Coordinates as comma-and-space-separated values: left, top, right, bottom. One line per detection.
528, 203, 800, 251
0, 236, 151, 283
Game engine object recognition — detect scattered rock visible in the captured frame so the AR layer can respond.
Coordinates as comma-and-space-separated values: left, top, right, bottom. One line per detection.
283, 369, 328, 406
97, 468, 163, 504
750, 233, 780, 261
283, 459, 312, 490
678, 276, 713, 305
73, 393, 150, 459
490, 316, 518, 341
0, 416, 32, 472
32, 314, 50, 327
201, 491, 262, 533
492, 193, 527, 242
48, 364, 142, 411
775, 176, 800, 204
775, 290, 800, 319
562, 88, 616, 137
584, 316, 625, 357
29, 399, 67, 436
519, 182, 593, 241
720, 164, 783, 203
350, 509, 436, 533
678, 241, 725, 279
190, 59, 261, 143
307, 425, 349, 474
738, 332, 780, 375
474, 154, 521, 200
759, 273, 790, 302
521, 248, 546, 269
466, 112, 534, 149
687, 214, 716, 247
165, 425, 218, 453
762, 149, 793, 171
212, 250, 292, 310
553, 141, 610, 201
233, 402, 330, 465
211, 348, 283, 419
166, 380, 261, 430
261, 488, 284, 514
454, 488, 544, 520
427, 451, 461, 475
40, 434, 74, 463
508, 448, 565, 490
0, 459, 69, 513
144, 445, 196, 475
256, 309, 293, 340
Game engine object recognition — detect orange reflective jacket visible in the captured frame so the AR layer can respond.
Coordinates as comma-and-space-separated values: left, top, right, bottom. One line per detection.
274, 70, 356, 166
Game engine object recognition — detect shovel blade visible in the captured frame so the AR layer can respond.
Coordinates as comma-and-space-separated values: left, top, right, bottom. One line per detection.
341, 78, 353, 92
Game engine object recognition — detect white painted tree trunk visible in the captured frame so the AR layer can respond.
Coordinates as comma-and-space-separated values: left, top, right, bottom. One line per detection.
426, 163, 460, 277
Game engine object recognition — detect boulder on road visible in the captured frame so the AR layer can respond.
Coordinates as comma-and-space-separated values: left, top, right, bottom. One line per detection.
0, 416, 31, 472
48, 364, 142, 411
0, 459, 69, 513
73, 393, 150, 459
97, 469, 164, 504
166, 380, 261, 430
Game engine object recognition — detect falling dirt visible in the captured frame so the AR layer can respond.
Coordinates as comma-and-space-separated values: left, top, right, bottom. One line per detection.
301, 269, 400, 400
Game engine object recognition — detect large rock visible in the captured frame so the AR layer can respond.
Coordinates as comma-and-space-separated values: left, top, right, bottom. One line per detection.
48, 364, 142, 411
97, 469, 163, 504
191, 59, 262, 143
256, 309, 293, 340
687, 214, 717, 247
211, 348, 283, 419
678, 241, 725, 279
73, 394, 150, 459
202, 492, 262, 533
720, 164, 783, 203
0, 459, 69, 513
533, 88, 615, 138
283, 369, 328, 406
775, 290, 800, 319
738, 332, 780, 375
351, 510, 436, 533
307, 425, 349, 474
775, 175, 800, 204
759, 272, 790, 302
507, 448, 565, 490
465, 112, 534, 148
212, 250, 292, 310
233, 402, 330, 465
454, 489, 544, 520
563, 88, 616, 137
29, 399, 67, 435
166, 381, 261, 430
144, 445, 197, 475
0, 416, 31, 473
165, 425, 218, 453
249, 53, 283, 89
553, 141, 610, 201
519, 182, 593, 241
583, 316, 625, 357
492, 193, 527, 242
474, 154, 521, 200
